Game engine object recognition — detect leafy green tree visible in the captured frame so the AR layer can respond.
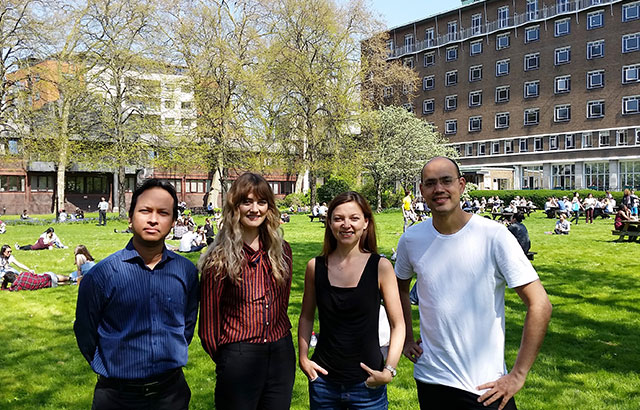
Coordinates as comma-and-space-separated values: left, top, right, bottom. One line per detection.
317, 176, 350, 204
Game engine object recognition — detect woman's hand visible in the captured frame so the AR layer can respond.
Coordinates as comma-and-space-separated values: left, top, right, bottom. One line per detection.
299, 357, 328, 381
360, 362, 392, 387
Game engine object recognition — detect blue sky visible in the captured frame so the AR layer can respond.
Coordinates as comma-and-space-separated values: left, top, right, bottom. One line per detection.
369, 0, 464, 28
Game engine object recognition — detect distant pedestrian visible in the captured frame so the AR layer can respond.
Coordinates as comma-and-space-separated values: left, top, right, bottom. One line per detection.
97, 197, 109, 226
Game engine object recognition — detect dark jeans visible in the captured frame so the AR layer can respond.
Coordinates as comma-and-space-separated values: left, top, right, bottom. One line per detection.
416, 380, 517, 410
214, 333, 295, 410
585, 208, 594, 223
570, 210, 580, 224
91, 368, 190, 410
309, 375, 388, 410
98, 210, 107, 225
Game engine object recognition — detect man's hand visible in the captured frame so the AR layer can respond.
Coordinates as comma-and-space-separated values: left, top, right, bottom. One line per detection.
476, 372, 526, 409
402, 338, 423, 363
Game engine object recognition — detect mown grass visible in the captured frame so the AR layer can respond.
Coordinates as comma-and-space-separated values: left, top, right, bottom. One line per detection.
0, 211, 639, 409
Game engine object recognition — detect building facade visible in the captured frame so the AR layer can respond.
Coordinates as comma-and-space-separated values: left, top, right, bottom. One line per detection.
385, 0, 640, 191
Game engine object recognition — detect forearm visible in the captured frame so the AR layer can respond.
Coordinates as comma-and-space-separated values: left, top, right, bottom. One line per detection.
297, 315, 314, 362
385, 322, 405, 368
511, 300, 552, 379
398, 284, 415, 343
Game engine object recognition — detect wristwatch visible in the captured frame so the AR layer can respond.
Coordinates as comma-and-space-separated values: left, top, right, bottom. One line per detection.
384, 364, 397, 378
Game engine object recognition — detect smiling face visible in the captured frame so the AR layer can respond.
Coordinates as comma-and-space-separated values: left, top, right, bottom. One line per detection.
329, 201, 369, 248
420, 157, 466, 216
129, 187, 175, 245
3, 248, 11, 258
238, 192, 269, 231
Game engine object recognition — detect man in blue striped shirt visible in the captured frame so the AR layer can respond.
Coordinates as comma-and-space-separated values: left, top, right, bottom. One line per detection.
74, 179, 199, 410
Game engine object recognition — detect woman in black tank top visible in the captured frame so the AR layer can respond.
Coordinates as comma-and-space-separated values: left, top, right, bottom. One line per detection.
298, 191, 405, 409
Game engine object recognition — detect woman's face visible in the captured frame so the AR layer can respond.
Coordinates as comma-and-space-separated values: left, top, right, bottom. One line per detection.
3, 248, 11, 258
329, 201, 369, 247
238, 192, 269, 230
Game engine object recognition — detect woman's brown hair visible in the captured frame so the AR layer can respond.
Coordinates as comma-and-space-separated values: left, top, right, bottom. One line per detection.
321, 191, 377, 257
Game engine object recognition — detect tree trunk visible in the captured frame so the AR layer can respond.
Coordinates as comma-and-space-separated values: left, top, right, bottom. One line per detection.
56, 152, 67, 212
118, 165, 126, 218
376, 179, 382, 213
309, 168, 317, 208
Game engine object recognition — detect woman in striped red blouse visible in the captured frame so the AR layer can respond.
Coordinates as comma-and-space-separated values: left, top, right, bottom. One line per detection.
198, 172, 295, 410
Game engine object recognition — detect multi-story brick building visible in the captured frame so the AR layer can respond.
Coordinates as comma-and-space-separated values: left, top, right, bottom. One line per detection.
384, 0, 640, 191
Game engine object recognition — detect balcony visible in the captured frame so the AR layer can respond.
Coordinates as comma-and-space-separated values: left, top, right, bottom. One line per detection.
387, 0, 621, 59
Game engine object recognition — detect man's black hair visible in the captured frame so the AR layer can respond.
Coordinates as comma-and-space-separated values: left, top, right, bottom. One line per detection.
129, 179, 179, 220
421, 156, 462, 183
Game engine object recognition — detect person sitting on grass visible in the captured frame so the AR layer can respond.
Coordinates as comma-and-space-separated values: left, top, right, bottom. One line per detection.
16, 228, 56, 250
0, 219, 5, 234
43, 228, 68, 249
507, 213, 531, 254
1, 270, 70, 291
178, 226, 206, 253
70, 245, 96, 283
0, 244, 33, 278
20, 209, 30, 220
554, 214, 571, 235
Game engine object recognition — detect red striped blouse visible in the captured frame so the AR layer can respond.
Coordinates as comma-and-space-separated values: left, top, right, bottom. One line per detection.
199, 240, 293, 360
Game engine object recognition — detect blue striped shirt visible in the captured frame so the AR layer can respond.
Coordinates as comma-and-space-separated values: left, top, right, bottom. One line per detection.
74, 240, 199, 379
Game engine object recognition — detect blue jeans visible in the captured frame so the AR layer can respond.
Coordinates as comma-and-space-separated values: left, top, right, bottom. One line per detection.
309, 375, 388, 410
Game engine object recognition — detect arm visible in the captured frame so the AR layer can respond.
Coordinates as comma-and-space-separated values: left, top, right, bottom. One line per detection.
12, 258, 33, 273
298, 259, 328, 380
361, 258, 405, 386
397, 277, 423, 362
74, 270, 106, 364
184, 265, 200, 344
198, 268, 218, 360
477, 279, 552, 409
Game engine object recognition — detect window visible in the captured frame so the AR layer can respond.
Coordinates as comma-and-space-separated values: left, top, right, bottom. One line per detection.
565, 134, 575, 149
478, 143, 486, 155
534, 137, 543, 151
164, 100, 175, 109
445, 95, 458, 111
584, 162, 609, 190
623, 33, 640, 53
404, 57, 414, 69
522, 166, 543, 189
445, 119, 457, 134
525, 26, 540, 43
587, 100, 605, 118
526, 0, 538, 19
423, 75, 435, 90
587, 10, 604, 30
582, 132, 593, 148
557, 0, 569, 13
470, 40, 483, 56
524, 108, 539, 125
469, 90, 482, 107
446, 70, 458, 86
66, 175, 108, 194
0, 175, 25, 192
496, 86, 510, 103
637, 129, 640, 145
524, 81, 539, 98
587, 40, 605, 59
465, 144, 474, 156
554, 104, 571, 122
524, 53, 539, 71
425, 28, 435, 46
447, 20, 458, 41
469, 116, 482, 132
496, 59, 510, 76
8, 139, 19, 155
446, 46, 458, 62
185, 180, 206, 193
555, 46, 571, 65
599, 131, 610, 146
386, 39, 394, 51
550, 135, 559, 150
620, 161, 640, 190
555, 75, 571, 94
469, 65, 482, 82
623, 95, 640, 114
492, 141, 500, 154
555, 18, 570, 37
424, 52, 435, 67
181, 101, 192, 109
504, 140, 514, 153
423, 99, 435, 114
623, 2, 640, 22
498, 6, 509, 28
520, 138, 528, 152
404, 34, 414, 50
495, 112, 510, 129
551, 164, 575, 189
472, 13, 483, 35
587, 70, 605, 89
623, 64, 640, 84
402, 103, 414, 113
30, 175, 54, 192
383, 86, 393, 98
496, 33, 510, 50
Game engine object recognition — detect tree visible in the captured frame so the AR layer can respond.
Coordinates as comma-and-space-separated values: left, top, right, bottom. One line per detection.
362, 106, 457, 212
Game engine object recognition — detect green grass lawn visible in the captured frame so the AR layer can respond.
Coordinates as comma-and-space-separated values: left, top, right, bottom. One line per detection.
1, 211, 639, 409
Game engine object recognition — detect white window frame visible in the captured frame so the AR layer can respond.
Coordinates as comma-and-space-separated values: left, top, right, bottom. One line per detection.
445, 70, 458, 86
403, 103, 414, 113
623, 64, 640, 84
382, 86, 393, 98
554, 75, 571, 94
565, 134, 575, 149
582, 132, 593, 148
447, 20, 458, 41
554, 104, 571, 122
557, 0, 569, 13
445, 94, 458, 111
465, 144, 474, 156
492, 141, 500, 154
446, 46, 458, 62
524, 53, 539, 71
498, 6, 510, 28
504, 140, 514, 154
623, 2, 640, 22
469, 65, 482, 82
524, 108, 539, 125
520, 137, 528, 152
469, 116, 482, 132
616, 129, 628, 146
404, 57, 414, 69
404, 33, 414, 49
445, 119, 457, 134
555, 18, 570, 37
623, 95, 640, 114
524, 80, 539, 98
599, 131, 610, 146
496, 85, 510, 103
534, 137, 543, 151
472, 13, 483, 35
526, 0, 538, 20
470, 40, 483, 56
587, 100, 605, 118
478, 143, 486, 155
424, 52, 435, 67
423, 75, 435, 90
525, 25, 540, 43
623, 33, 640, 53
555, 46, 571, 65
587, 10, 604, 30
496, 33, 510, 50
495, 112, 510, 129
587, 70, 605, 89
550, 135, 558, 150
587, 40, 605, 59
469, 90, 482, 107
422, 99, 435, 114
425, 28, 435, 46
496, 59, 510, 76
636, 128, 640, 144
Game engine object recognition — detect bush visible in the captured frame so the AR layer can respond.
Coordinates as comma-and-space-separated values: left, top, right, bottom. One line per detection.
317, 177, 350, 204
469, 189, 623, 209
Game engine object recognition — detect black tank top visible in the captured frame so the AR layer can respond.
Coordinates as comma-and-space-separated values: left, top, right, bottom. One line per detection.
311, 253, 383, 384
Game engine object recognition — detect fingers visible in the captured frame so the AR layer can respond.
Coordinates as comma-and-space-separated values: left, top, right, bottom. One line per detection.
360, 362, 374, 375
313, 362, 328, 375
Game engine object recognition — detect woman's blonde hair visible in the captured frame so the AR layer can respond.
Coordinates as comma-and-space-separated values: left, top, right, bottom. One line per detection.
198, 173, 288, 285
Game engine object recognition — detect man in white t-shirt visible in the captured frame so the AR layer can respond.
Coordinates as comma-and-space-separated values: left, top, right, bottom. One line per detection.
395, 157, 552, 410
97, 197, 109, 226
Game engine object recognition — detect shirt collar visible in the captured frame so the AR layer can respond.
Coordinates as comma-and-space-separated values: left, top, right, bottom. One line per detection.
122, 239, 175, 266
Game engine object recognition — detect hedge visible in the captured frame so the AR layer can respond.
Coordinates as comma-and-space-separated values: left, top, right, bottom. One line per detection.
468, 189, 623, 209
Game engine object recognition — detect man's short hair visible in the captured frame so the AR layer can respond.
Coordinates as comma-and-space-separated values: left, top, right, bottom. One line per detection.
129, 179, 179, 220
421, 156, 462, 183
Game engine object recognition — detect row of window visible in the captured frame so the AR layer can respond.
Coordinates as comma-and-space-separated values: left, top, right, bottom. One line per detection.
163, 100, 193, 110
456, 129, 640, 157
520, 161, 640, 191
438, 96, 640, 134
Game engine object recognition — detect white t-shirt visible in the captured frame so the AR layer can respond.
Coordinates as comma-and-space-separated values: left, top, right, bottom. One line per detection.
395, 215, 538, 395
179, 231, 198, 252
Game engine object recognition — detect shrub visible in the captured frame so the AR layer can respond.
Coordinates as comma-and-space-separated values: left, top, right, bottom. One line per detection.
317, 177, 350, 204
469, 189, 623, 209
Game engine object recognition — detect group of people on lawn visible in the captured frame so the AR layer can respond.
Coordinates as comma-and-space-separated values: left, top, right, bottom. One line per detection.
70, 157, 552, 410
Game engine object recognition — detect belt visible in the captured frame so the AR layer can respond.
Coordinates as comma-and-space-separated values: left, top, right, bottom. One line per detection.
97, 368, 182, 396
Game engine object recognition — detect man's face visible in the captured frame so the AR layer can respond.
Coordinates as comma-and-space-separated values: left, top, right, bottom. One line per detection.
129, 187, 175, 245
419, 158, 466, 215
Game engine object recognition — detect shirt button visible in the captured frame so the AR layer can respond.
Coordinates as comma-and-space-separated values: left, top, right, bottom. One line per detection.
266, 321, 269, 325
264, 339, 267, 342
265, 304, 269, 308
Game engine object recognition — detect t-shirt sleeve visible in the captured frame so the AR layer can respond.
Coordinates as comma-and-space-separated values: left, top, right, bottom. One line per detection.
394, 234, 414, 280
492, 226, 538, 289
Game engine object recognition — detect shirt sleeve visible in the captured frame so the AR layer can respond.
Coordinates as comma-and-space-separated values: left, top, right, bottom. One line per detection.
74, 267, 106, 365
492, 226, 538, 289
394, 234, 414, 280
183, 263, 200, 345
199, 266, 219, 360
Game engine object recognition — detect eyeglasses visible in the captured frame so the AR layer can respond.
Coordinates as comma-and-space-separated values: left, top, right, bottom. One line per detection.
422, 176, 459, 189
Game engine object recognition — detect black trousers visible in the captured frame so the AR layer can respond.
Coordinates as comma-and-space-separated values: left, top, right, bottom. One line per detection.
214, 333, 296, 410
91, 368, 190, 410
98, 210, 107, 225
416, 380, 517, 410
